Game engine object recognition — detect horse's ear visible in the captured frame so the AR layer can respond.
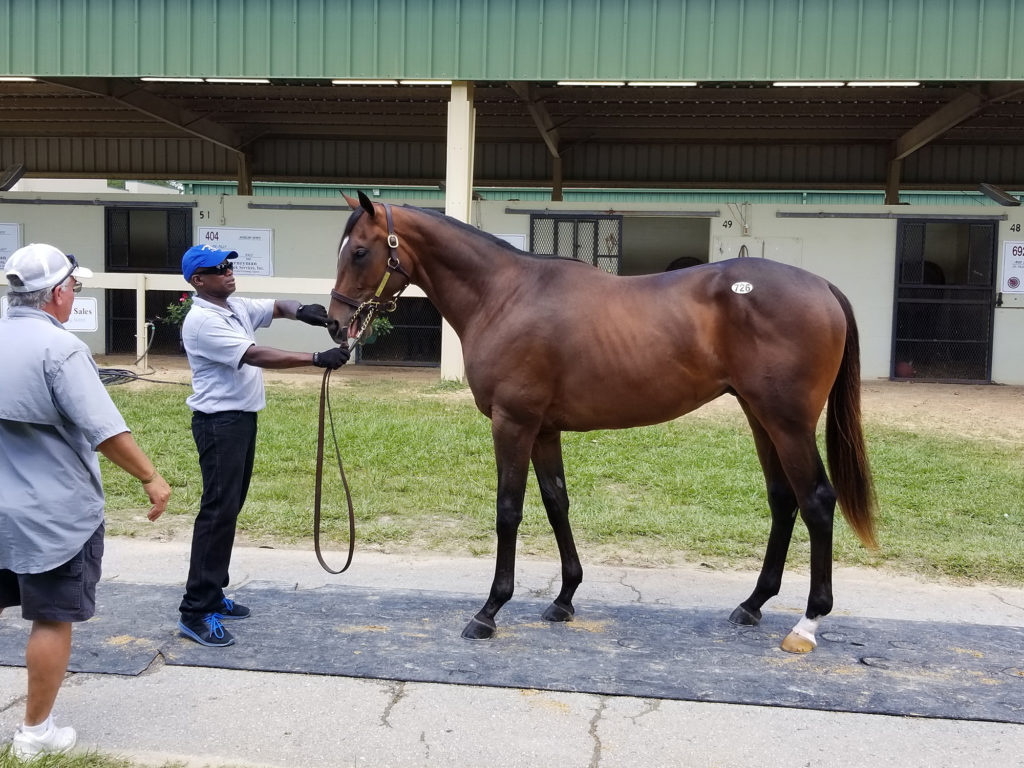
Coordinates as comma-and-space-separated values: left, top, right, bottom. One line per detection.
343, 193, 359, 210
357, 191, 376, 218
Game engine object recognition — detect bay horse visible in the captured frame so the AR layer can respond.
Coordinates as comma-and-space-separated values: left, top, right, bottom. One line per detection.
327, 192, 877, 654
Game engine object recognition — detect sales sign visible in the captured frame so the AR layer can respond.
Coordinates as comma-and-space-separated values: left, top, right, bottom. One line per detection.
0, 296, 96, 332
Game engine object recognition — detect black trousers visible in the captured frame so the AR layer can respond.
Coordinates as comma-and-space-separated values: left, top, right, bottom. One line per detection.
179, 410, 257, 619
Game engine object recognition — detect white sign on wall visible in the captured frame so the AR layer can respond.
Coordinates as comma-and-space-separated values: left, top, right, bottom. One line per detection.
496, 234, 527, 251
66, 297, 98, 332
1001, 240, 1024, 293
197, 227, 274, 276
0, 296, 96, 332
0, 223, 22, 270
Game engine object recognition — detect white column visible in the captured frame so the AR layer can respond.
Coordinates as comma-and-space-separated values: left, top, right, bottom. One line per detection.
136, 273, 148, 368
440, 81, 476, 381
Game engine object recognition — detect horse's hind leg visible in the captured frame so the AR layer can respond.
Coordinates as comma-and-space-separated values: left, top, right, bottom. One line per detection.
462, 412, 537, 640
532, 430, 582, 622
730, 409, 799, 627
744, 416, 837, 653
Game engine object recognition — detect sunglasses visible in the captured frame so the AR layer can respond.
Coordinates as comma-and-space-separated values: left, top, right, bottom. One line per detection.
194, 260, 234, 276
57, 254, 83, 293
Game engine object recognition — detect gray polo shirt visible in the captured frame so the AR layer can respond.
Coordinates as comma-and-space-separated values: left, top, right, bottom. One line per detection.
182, 295, 276, 414
0, 307, 129, 573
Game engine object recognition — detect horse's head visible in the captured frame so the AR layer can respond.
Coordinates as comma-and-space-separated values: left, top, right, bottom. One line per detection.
327, 191, 412, 345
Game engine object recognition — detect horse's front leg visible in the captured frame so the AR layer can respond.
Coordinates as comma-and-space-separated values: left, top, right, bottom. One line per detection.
462, 414, 536, 640
532, 430, 581, 623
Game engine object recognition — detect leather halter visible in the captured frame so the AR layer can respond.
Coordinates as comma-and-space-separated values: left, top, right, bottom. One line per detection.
330, 203, 411, 314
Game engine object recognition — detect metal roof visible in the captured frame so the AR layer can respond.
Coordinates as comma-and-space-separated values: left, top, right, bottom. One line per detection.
5, 0, 1023, 81
2, 0, 1024, 195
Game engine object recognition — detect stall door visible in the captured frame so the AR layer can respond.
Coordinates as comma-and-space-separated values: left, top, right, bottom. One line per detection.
892, 220, 997, 382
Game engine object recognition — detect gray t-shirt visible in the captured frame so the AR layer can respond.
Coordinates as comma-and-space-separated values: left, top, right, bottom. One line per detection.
0, 307, 128, 573
182, 295, 275, 413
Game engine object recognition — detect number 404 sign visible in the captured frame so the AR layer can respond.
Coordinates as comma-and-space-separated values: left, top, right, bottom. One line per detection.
197, 227, 273, 276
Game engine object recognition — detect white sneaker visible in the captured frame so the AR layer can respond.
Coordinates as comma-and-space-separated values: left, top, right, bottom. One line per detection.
11, 720, 77, 758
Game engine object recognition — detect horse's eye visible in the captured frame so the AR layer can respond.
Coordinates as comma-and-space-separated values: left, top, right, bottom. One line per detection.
353, 247, 369, 261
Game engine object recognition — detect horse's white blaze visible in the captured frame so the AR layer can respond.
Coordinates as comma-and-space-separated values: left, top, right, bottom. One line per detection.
791, 615, 820, 647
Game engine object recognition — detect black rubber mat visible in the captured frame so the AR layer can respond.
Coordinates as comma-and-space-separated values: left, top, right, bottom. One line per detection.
2, 580, 1022, 723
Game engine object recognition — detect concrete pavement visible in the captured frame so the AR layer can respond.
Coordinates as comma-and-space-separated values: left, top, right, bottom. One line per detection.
2, 538, 1023, 767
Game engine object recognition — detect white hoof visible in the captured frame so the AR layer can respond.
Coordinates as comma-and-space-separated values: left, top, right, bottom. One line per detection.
781, 616, 819, 654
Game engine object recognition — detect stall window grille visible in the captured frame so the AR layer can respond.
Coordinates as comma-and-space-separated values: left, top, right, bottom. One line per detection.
530, 215, 622, 274
892, 220, 997, 382
357, 297, 441, 367
104, 206, 193, 354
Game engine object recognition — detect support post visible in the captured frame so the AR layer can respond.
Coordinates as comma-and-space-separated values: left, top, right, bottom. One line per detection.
441, 82, 476, 381
884, 157, 902, 205
135, 273, 147, 368
552, 156, 563, 202
237, 152, 253, 196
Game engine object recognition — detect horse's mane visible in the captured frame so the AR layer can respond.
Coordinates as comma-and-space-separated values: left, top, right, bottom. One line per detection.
412, 206, 525, 254
412, 206, 593, 266
341, 202, 592, 268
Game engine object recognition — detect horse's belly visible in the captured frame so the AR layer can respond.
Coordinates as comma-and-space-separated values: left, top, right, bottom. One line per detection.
546, 382, 721, 432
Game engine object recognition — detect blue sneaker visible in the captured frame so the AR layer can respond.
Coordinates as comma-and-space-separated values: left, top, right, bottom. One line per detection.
178, 613, 235, 647
219, 597, 250, 620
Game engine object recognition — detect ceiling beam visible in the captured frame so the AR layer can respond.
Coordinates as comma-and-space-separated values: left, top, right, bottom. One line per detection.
894, 82, 1024, 160
508, 81, 561, 158
40, 78, 245, 154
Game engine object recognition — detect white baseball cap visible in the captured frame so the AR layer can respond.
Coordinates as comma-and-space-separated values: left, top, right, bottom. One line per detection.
4, 243, 94, 293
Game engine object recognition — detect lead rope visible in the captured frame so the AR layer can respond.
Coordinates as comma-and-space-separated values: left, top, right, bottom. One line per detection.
314, 367, 355, 573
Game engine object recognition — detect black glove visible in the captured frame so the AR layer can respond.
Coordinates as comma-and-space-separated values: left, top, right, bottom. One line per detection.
312, 346, 350, 370
296, 303, 329, 327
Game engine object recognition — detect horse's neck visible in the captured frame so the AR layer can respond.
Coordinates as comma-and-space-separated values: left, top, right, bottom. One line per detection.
407, 217, 515, 336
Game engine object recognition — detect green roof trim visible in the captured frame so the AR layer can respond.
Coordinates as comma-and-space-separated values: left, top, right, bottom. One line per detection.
4, 0, 1023, 81
179, 181, 1016, 207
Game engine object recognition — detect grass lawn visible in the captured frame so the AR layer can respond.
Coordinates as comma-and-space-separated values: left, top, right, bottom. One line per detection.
100, 378, 1024, 585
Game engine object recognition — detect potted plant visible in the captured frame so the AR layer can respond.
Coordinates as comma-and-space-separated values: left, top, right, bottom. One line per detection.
361, 315, 394, 346
160, 292, 193, 352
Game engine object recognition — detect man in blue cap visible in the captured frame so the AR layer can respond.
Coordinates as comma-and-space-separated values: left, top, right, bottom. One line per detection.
176, 243, 347, 647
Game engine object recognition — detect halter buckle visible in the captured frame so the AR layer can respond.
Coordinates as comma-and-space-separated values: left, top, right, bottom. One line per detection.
387, 233, 399, 249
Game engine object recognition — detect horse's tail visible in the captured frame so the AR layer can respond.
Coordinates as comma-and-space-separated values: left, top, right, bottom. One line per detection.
825, 284, 878, 550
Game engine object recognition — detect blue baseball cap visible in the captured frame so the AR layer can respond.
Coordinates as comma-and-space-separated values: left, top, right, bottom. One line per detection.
182, 244, 238, 280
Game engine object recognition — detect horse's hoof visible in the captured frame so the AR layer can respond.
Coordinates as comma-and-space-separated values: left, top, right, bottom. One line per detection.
461, 615, 496, 640
542, 601, 574, 623
781, 631, 816, 654
728, 605, 761, 626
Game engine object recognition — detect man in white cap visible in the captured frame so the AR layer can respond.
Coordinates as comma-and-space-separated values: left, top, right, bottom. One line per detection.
0, 243, 172, 758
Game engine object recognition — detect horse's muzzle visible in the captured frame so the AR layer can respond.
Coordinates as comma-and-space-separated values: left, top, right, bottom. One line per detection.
326, 316, 346, 344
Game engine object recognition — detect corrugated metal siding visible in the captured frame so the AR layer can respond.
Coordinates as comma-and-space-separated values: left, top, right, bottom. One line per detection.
0, 136, 238, 175
253, 139, 447, 181
3, 0, 1023, 81
561, 143, 890, 185
17, 134, 1024, 190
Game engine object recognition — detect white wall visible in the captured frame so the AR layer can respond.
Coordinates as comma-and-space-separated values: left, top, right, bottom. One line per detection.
11, 179, 180, 194
3, 192, 1023, 383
